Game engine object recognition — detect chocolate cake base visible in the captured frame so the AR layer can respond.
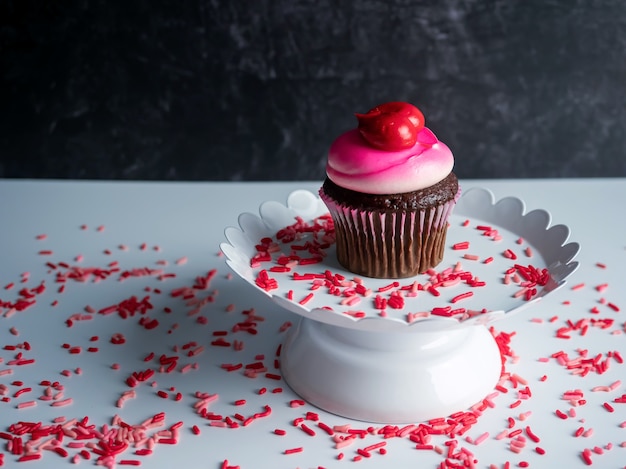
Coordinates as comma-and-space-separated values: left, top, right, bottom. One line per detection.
319, 174, 459, 278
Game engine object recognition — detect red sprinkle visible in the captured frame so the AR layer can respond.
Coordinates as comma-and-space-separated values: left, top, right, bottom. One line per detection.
284, 447, 303, 455
525, 426, 540, 443
555, 409, 568, 419
451, 291, 473, 303
299, 293, 315, 305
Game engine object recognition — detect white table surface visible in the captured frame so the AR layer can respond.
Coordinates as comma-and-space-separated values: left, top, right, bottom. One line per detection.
0, 178, 625, 469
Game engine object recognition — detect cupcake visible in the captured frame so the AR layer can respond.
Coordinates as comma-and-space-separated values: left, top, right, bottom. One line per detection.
319, 101, 459, 279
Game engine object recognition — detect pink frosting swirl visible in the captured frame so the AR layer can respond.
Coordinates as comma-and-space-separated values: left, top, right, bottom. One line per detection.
326, 127, 454, 194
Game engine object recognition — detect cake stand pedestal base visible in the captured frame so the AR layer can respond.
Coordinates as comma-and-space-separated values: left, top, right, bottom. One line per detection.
281, 317, 502, 423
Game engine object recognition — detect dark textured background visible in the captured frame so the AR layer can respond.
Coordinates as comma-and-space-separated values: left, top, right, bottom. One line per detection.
1, 0, 625, 181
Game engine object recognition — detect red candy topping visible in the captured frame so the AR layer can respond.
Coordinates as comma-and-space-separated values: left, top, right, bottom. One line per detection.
355, 102, 425, 151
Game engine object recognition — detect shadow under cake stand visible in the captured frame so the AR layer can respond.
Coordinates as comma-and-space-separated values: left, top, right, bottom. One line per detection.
221, 188, 580, 424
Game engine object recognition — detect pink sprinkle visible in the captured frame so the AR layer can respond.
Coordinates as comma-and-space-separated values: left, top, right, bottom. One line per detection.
474, 432, 489, 445
343, 296, 361, 306
51, 397, 73, 407
463, 254, 480, 261
175, 256, 188, 265
16, 400, 37, 409
591, 385, 610, 392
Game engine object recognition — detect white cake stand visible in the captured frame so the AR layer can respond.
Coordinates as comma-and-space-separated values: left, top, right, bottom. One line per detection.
220, 188, 579, 423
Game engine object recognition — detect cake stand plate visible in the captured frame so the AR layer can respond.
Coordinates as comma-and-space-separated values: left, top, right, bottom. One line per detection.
221, 187, 580, 423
